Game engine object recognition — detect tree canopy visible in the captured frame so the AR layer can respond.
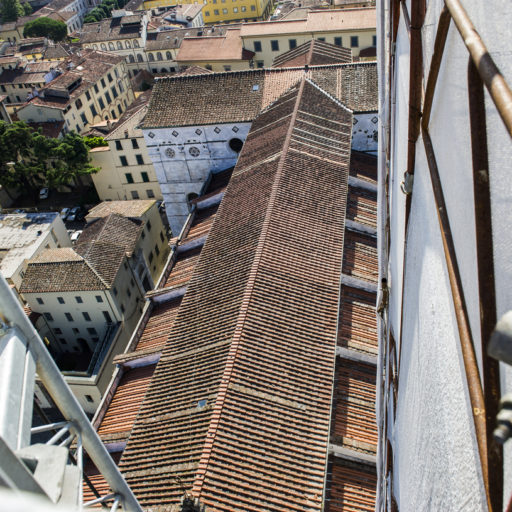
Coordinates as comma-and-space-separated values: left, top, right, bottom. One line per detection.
0, 121, 99, 197
23, 17, 68, 42
83, 0, 127, 23
0, 0, 23, 22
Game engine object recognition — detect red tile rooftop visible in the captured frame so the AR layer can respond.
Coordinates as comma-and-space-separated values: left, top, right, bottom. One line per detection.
162, 246, 202, 289
342, 230, 378, 284
325, 457, 377, 512
337, 286, 377, 355
181, 205, 219, 244
97, 364, 156, 441
350, 151, 377, 184
331, 359, 377, 454
118, 79, 352, 510
347, 186, 377, 228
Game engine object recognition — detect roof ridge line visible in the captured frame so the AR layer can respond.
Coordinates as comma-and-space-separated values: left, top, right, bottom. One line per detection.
191, 77, 307, 500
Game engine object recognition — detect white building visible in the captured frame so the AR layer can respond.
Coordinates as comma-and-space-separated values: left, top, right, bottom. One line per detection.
0, 212, 70, 294
377, 0, 512, 510
142, 63, 378, 234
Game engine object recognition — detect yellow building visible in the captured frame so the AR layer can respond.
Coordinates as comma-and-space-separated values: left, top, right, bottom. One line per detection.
143, 0, 273, 24
240, 8, 376, 66
90, 91, 163, 202
16, 49, 135, 136
176, 27, 254, 71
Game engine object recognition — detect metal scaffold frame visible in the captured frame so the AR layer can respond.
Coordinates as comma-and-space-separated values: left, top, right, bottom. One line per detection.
0, 274, 142, 512
381, 0, 512, 510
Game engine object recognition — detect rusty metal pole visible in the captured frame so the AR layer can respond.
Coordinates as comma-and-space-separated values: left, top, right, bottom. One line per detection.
422, 126, 491, 512
468, 57, 503, 512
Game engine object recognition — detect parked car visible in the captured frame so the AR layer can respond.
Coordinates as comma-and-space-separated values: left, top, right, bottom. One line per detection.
70, 230, 82, 242
67, 206, 80, 222
59, 207, 70, 220
39, 188, 49, 200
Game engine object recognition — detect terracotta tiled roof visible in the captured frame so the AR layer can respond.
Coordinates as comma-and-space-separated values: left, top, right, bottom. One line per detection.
239, 8, 376, 36
79, 15, 143, 44
20, 250, 108, 293
337, 286, 377, 355
325, 457, 377, 512
331, 359, 377, 454
175, 65, 214, 76
342, 230, 378, 284
176, 28, 254, 63
162, 246, 202, 289
143, 62, 377, 128
350, 150, 377, 183
86, 199, 155, 220
83, 451, 123, 505
75, 214, 143, 286
97, 364, 157, 442
118, 79, 352, 510
346, 186, 377, 227
0, 61, 54, 85
273, 39, 352, 68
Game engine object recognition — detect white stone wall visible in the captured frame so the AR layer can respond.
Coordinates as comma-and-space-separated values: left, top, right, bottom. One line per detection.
351, 112, 378, 155
144, 122, 251, 234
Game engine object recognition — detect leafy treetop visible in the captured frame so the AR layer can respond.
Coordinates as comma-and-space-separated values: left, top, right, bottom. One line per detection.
0, 121, 99, 197
23, 17, 68, 42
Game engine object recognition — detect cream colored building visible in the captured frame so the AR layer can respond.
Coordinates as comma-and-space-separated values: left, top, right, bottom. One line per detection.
240, 8, 376, 67
16, 49, 135, 135
89, 91, 163, 202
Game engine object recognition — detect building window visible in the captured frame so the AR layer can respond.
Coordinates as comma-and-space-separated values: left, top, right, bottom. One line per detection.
111, 86, 118, 99
75, 98, 83, 109
351, 36, 359, 47
127, 288, 131, 298
233, 6, 238, 12
373, 35, 377, 46
86, 91, 91, 101
72, 327, 79, 334
90, 104, 97, 117
317, 37, 325, 42
80, 112, 87, 125
116, 140, 122, 150
160, 232, 164, 242
117, 41, 123, 50
65, 312, 73, 322
98, 97, 105, 109
137, 155, 145, 166
36, 297, 44, 305
146, 220, 152, 231
131, 138, 139, 149
148, 53, 155, 62
87, 327, 97, 335
289, 39, 296, 49
222, 8, 227, 13
75, 296, 83, 303
121, 304, 125, 313
109, 42, 115, 51
44, 312, 53, 321
224, 65, 231, 71
241, 5, 246, 11
85, 394, 94, 403
101, 78, 106, 88
147, 189, 155, 198
103, 311, 112, 323
270, 40, 279, 52
95, 295, 103, 302
251, 5, 255, 10
118, 104, 123, 115
83, 312, 91, 321
148, 251, 154, 263
108, 73, 113, 83
121, 157, 129, 167
214, 9, 219, 14
57, 297, 65, 304
257, 61, 264, 68
55, 328, 62, 334
94, 84, 99, 94
155, 244, 160, 256
137, 54, 143, 62
334, 36, 342, 47
105, 92, 112, 104
131, 190, 140, 199
60, 339, 67, 345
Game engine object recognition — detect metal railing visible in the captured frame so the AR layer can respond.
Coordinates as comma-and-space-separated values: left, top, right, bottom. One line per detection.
0, 273, 142, 511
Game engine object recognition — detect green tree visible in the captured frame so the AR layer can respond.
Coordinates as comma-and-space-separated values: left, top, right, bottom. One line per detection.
0, 121, 99, 198
0, 0, 23, 22
83, 136, 108, 149
21, 2, 32, 15
23, 17, 68, 42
